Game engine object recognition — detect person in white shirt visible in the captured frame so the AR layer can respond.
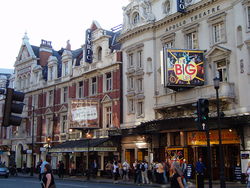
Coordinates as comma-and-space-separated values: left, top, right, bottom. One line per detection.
122, 161, 130, 181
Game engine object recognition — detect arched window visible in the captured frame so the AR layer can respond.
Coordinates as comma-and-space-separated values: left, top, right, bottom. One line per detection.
132, 12, 140, 25
237, 26, 243, 47
163, 0, 171, 14
97, 47, 102, 61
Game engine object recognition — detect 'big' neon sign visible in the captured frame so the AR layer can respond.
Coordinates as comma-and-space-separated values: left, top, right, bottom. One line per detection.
174, 57, 197, 82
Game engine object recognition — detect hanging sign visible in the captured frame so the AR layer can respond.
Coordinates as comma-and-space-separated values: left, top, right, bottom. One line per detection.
85, 29, 93, 63
177, 0, 185, 13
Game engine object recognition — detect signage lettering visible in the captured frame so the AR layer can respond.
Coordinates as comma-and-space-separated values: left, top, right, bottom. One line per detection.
177, 0, 185, 13
85, 29, 93, 63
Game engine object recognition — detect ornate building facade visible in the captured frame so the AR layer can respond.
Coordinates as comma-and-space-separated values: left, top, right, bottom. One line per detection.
2, 21, 122, 173
119, 0, 250, 180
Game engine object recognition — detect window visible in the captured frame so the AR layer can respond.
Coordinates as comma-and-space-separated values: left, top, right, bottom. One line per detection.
78, 81, 83, 98
91, 77, 97, 95
46, 117, 53, 136
49, 66, 53, 80
128, 77, 134, 90
247, 6, 250, 29
105, 72, 112, 91
216, 60, 227, 82
128, 99, 135, 113
237, 26, 243, 47
64, 62, 69, 76
137, 78, 143, 93
137, 51, 143, 68
48, 90, 54, 106
137, 101, 144, 117
186, 32, 198, 49
61, 115, 67, 133
104, 106, 112, 128
133, 12, 140, 24
97, 47, 102, 61
62, 87, 68, 103
32, 94, 38, 108
212, 22, 225, 43
129, 53, 134, 67
165, 41, 173, 48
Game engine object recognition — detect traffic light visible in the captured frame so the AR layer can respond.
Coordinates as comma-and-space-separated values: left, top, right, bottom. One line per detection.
194, 98, 209, 131
2, 88, 25, 127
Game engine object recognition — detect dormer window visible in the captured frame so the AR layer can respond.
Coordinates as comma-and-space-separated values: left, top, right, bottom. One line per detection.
133, 12, 140, 25
63, 62, 69, 76
97, 47, 102, 61
49, 66, 54, 80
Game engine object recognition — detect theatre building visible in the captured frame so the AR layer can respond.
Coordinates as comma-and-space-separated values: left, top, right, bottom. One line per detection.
6, 21, 122, 174
119, 0, 250, 180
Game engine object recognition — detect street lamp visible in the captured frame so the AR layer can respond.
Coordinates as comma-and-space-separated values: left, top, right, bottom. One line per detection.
47, 136, 51, 153
213, 77, 226, 188
86, 131, 92, 180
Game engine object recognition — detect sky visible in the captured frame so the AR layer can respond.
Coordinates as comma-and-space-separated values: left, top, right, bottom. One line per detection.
0, 0, 130, 70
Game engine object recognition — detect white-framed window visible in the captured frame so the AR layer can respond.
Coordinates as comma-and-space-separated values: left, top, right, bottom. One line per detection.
128, 98, 135, 113
62, 87, 68, 103
165, 41, 173, 48
32, 94, 38, 108
216, 60, 228, 82
97, 47, 102, 61
47, 90, 54, 106
105, 72, 112, 91
129, 53, 134, 67
137, 101, 144, 117
132, 12, 140, 25
104, 106, 112, 128
137, 78, 143, 93
137, 51, 143, 68
212, 22, 225, 44
63, 62, 69, 76
186, 32, 198, 49
61, 115, 67, 133
46, 117, 53, 136
247, 6, 250, 30
128, 77, 134, 90
90, 77, 97, 95
78, 81, 83, 98
49, 66, 53, 80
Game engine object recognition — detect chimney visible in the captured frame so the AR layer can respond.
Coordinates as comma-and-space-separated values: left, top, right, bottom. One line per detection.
39, 39, 53, 66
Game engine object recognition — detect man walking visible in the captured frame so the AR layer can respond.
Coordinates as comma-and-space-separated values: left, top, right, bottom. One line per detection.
195, 157, 206, 188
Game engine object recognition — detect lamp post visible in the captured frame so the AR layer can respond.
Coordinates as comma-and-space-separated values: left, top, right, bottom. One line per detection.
86, 131, 92, 180
213, 77, 226, 188
30, 105, 35, 176
47, 136, 51, 153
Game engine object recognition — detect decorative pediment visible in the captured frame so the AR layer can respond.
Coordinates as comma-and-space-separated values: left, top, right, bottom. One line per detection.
101, 94, 112, 103
45, 108, 53, 115
58, 105, 68, 113
205, 45, 231, 61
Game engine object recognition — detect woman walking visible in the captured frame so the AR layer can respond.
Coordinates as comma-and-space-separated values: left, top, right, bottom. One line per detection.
170, 163, 184, 188
41, 164, 56, 188
246, 161, 250, 188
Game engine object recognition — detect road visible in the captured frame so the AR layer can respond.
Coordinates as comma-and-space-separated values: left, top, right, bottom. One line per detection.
0, 176, 151, 188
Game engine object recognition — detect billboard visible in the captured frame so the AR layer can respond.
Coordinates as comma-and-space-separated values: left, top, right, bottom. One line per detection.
69, 99, 99, 129
163, 48, 205, 88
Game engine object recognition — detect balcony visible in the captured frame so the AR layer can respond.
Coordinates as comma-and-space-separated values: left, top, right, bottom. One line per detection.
155, 82, 235, 110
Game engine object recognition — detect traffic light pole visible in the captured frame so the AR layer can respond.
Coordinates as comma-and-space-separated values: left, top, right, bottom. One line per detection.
205, 123, 213, 188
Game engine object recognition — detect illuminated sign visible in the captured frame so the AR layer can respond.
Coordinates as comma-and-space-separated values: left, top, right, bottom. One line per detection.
177, 0, 185, 13
163, 48, 205, 89
85, 29, 93, 63
69, 99, 99, 129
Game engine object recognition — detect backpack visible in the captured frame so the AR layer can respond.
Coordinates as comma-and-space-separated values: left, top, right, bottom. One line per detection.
141, 164, 145, 172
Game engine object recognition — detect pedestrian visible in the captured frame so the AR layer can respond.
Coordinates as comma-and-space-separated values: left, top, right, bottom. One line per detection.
105, 161, 113, 178
40, 156, 50, 181
170, 163, 184, 188
133, 160, 138, 184
122, 160, 130, 181
91, 160, 98, 178
156, 161, 164, 184
58, 161, 64, 179
141, 160, 149, 184
135, 160, 142, 185
181, 159, 188, 188
118, 160, 123, 178
195, 157, 206, 188
113, 161, 119, 183
246, 161, 250, 188
41, 163, 56, 188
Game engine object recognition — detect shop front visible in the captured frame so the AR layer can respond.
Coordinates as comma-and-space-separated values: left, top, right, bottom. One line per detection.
49, 138, 119, 176
186, 129, 241, 180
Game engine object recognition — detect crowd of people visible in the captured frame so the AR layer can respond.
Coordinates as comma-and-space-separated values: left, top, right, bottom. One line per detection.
104, 158, 189, 188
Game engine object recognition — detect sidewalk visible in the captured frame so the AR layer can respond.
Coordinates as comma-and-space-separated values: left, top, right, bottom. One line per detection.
16, 173, 246, 188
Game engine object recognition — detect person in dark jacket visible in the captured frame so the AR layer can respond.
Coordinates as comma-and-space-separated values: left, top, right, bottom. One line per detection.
195, 157, 206, 188
42, 164, 55, 188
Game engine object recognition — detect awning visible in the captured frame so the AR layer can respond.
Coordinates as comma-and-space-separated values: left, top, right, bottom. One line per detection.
49, 138, 118, 153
